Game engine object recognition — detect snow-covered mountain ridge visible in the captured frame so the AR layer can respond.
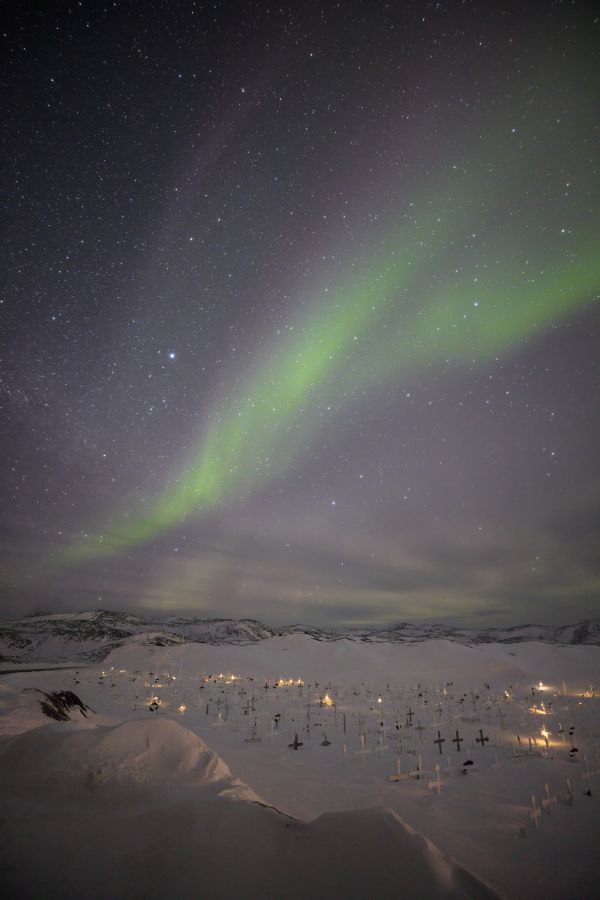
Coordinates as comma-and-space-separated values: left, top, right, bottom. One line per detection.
1, 609, 599, 666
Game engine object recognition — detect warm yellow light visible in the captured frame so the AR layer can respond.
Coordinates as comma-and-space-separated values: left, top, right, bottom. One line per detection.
178, 704, 186, 713
322, 693, 333, 706
377, 697, 382, 704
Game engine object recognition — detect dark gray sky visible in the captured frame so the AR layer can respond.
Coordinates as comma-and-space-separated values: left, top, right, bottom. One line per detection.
1, 1, 599, 625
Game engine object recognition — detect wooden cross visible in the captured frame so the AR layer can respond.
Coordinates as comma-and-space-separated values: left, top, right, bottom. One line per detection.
453, 730, 463, 751
476, 728, 489, 747
542, 782, 557, 810
407, 707, 414, 724
565, 777, 574, 806
434, 731, 446, 754
389, 756, 403, 782
428, 763, 442, 795
245, 719, 262, 743
530, 794, 541, 828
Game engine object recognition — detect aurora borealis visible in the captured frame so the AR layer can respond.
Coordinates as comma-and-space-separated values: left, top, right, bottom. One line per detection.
2, 2, 599, 625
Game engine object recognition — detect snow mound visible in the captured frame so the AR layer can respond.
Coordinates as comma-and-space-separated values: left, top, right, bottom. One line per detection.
0, 720, 500, 900
0, 717, 253, 795
83, 718, 233, 786
0, 740, 497, 900
305, 806, 500, 899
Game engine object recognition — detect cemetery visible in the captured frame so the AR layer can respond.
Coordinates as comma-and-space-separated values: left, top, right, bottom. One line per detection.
1, 635, 598, 898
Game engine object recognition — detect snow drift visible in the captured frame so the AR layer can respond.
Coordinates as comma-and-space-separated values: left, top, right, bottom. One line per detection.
0, 716, 499, 899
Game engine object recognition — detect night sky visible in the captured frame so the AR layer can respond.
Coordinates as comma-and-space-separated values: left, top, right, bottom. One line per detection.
2, 2, 599, 625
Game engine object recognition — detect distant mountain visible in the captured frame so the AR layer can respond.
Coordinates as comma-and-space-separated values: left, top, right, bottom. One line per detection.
0, 609, 599, 666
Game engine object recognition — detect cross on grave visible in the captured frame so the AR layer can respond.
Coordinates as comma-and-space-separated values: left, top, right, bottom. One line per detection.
389, 756, 403, 782
453, 730, 464, 751
434, 731, 446, 754
245, 719, 261, 743
476, 729, 489, 747
542, 782, 557, 811
530, 794, 542, 829
289, 733, 303, 750
407, 707, 414, 724
566, 777, 574, 806
428, 763, 442, 795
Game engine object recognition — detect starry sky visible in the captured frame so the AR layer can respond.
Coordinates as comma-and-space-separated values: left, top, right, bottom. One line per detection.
1, 1, 599, 626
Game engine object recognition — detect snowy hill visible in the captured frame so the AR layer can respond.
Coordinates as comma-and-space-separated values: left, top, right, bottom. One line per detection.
0, 716, 499, 899
1, 608, 599, 667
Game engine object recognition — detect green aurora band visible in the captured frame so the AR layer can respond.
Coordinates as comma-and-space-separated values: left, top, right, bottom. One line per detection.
69, 154, 600, 562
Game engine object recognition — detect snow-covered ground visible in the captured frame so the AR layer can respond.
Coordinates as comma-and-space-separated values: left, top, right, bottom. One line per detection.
1, 633, 599, 898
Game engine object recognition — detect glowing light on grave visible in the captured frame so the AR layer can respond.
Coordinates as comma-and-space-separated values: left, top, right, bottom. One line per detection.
541, 728, 550, 738
322, 693, 334, 706
178, 704, 187, 713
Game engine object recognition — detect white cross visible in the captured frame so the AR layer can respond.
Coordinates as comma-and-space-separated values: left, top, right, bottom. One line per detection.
542, 782, 556, 810
428, 763, 442, 795
566, 777, 574, 806
389, 755, 404, 782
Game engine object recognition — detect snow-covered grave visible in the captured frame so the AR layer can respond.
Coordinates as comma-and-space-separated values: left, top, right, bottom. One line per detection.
1, 633, 599, 898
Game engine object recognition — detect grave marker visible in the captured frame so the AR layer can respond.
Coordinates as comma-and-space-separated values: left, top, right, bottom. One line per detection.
542, 782, 557, 811
530, 794, 541, 828
476, 728, 489, 748
434, 731, 446, 754
428, 763, 442, 794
